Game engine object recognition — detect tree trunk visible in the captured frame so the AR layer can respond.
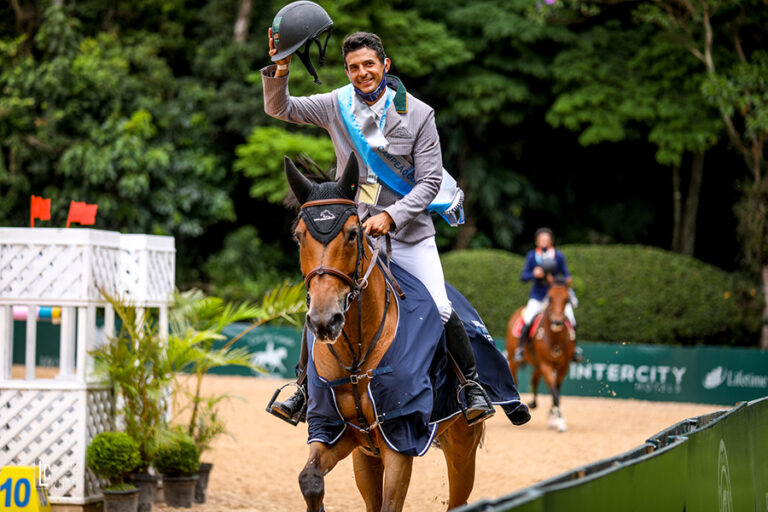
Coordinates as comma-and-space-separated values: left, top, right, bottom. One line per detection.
454, 213, 477, 250
233, 0, 252, 43
453, 142, 475, 250
9, 0, 37, 36
672, 164, 682, 252
680, 152, 704, 256
762, 263, 768, 350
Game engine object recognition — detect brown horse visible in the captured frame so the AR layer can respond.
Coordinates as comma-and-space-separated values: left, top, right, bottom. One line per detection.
506, 281, 575, 432
285, 156, 484, 512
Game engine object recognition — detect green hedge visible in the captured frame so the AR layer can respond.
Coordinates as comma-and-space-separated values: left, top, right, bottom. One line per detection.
442, 245, 762, 345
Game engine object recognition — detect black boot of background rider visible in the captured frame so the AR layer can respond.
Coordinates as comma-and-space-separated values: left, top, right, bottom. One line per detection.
269, 328, 308, 424
444, 310, 495, 425
514, 322, 532, 363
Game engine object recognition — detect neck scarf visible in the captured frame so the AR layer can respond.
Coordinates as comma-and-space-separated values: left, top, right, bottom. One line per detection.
353, 73, 388, 103
534, 247, 555, 265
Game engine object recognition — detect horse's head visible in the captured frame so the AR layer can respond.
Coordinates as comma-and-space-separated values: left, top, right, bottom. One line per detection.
547, 279, 570, 332
285, 155, 361, 344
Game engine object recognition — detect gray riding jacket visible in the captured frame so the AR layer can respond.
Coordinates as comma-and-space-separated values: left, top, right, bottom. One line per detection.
261, 65, 443, 244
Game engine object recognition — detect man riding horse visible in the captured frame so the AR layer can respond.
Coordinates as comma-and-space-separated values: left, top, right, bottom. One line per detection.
262, 3, 494, 425
513, 227, 583, 363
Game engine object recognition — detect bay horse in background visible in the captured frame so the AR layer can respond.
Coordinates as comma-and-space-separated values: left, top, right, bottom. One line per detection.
506, 279, 575, 433
285, 155, 484, 512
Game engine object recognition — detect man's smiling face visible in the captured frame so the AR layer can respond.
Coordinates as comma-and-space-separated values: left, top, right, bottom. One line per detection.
344, 47, 390, 94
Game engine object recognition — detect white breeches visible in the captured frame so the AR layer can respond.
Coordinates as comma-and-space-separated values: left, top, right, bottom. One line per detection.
523, 298, 575, 326
389, 236, 452, 324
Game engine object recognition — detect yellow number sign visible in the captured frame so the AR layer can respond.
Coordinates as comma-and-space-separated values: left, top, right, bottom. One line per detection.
0, 467, 52, 512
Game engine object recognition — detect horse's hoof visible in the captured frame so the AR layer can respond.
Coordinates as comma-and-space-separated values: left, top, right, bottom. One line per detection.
528, 401, 537, 409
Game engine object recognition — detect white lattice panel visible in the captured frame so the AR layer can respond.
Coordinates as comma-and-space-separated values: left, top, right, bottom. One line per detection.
120, 235, 175, 305
0, 385, 113, 503
0, 229, 121, 305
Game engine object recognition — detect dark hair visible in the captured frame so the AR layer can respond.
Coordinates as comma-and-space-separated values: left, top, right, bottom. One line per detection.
342, 32, 387, 66
535, 227, 554, 243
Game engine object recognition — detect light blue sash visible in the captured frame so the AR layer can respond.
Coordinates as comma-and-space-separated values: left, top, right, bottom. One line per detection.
337, 84, 464, 226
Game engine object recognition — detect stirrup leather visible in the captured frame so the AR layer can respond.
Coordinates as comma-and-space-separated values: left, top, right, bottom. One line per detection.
266, 381, 307, 426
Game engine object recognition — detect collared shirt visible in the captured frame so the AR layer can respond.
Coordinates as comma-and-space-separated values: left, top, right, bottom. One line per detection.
521, 249, 571, 300
368, 87, 393, 125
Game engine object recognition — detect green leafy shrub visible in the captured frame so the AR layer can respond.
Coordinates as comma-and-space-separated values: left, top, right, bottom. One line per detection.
443, 245, 762, 345
86, 432, 141, 489
153, 433, 200, 477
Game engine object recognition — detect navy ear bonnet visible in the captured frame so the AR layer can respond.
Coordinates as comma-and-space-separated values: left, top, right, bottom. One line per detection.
299, 202, 357, 245
299, 182, 358, 245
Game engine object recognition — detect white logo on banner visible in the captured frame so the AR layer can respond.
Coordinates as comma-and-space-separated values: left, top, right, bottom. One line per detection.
569, 363, 687, 394
250, 341, 288, 375
718, 439, 733, 512
703, 366, 729, 389
702, 366, 768, 390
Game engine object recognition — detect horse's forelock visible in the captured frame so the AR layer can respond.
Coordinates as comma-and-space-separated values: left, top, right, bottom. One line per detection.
283, 161, 339, 209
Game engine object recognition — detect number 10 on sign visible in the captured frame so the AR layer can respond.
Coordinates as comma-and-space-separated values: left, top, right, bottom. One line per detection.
0, 467, 51, 512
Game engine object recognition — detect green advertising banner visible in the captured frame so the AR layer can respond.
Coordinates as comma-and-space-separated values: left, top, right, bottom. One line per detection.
13, 315, 767, 407
503, 341, 768, 405
211, 323, 303, 378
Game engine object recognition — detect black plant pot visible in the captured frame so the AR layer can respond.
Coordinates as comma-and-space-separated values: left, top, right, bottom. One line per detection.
126, 472, 160, 512
162, 475, 198, 508
194, 462, 213, 504
102, 487, 139, 512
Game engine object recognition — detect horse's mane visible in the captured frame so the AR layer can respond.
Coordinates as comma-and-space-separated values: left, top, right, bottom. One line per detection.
283, 153, 337, 209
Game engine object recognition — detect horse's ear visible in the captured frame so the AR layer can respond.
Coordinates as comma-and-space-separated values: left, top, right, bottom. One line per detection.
338, 154, 359, 200
285, 156, 313, 205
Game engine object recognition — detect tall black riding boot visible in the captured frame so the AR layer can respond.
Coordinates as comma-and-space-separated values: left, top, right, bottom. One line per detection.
514, 322, 532, 363
268, 327, 309, 425
444, 310, 495, 425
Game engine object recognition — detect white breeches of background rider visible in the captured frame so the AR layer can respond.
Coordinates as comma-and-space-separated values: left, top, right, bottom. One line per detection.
523, 298, 576, 326
390, 236, 452, 324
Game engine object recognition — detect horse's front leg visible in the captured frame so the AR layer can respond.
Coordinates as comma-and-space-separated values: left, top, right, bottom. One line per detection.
539, 362, 559, 409
529, 368, 541, 409
353, 448, 384, 512
438, 419, 484, 510
299, 435, 357, 512
380, 445, 414, 512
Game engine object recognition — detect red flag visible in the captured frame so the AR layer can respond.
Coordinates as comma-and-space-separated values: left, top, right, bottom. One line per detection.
30, 195, 51, 227
66, 201, 98, 228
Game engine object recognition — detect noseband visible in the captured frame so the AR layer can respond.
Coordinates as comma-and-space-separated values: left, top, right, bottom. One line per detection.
300, 198, 381, 310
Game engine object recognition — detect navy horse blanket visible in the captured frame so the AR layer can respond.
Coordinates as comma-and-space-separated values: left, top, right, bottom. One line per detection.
306, 261, 527, 456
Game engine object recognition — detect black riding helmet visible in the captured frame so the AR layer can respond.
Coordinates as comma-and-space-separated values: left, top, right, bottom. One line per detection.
539, 258, 559, 276
271, 1, 334, 84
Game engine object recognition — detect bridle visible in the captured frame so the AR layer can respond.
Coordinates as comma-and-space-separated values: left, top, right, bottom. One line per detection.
299, 198, 405, 455
301, 198, 382, 311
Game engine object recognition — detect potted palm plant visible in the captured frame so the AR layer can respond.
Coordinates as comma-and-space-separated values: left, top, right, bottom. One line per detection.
169, 284, 306, 503
92, 294, 192, 512
152, 432, 200, 508
86, 432, 141, 512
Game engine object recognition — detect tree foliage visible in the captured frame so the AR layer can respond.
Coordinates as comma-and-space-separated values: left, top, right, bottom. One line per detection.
0, 0, 764, 345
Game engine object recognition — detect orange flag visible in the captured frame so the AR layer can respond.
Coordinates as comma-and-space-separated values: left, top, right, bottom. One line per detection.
66, 201, 98, 228
30, 195, 51, 227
